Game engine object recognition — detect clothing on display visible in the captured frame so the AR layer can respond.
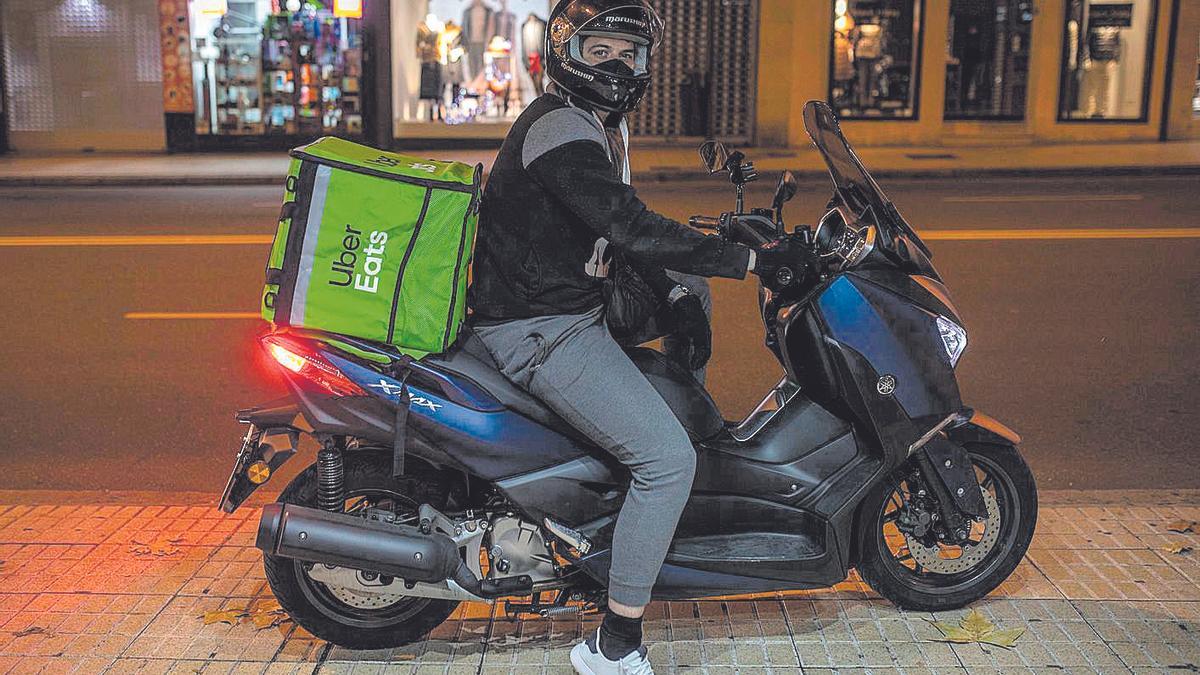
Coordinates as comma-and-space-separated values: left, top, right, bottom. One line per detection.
522, 14, 547, 95
189, 0, 363, 137
944, 0, 1032, 119
400, 0, 552, 125
1058, 0, 1155, 120
828, 0, 921, 119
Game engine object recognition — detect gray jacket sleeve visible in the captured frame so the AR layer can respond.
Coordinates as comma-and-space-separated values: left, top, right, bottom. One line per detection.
521, 107, 752, 280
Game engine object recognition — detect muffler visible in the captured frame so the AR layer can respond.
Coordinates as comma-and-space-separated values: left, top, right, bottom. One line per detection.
256, 503, 461, 583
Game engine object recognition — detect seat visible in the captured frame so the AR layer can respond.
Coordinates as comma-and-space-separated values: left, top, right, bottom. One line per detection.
423, 330, 588, 442
424, 328, 725, 442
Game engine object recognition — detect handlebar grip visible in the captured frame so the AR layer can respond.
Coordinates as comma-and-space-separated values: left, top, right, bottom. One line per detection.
688, 215, 722, 230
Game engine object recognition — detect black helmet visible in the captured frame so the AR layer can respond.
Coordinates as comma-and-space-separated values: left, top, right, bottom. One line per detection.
545, 0, 664, 113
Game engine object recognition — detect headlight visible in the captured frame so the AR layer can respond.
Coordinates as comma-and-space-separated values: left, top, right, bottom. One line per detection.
936, 316, 967, 367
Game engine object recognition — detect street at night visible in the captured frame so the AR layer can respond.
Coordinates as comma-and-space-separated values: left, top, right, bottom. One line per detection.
5, 0, 1200, 668
1, 174, 1196, 494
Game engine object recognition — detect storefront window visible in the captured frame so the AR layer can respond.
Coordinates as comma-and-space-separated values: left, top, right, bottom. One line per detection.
1058, 0, 1158, 121
1193, 34, 1199, 118
829, 0, 923, 119
944, 0, 1033, 119
396, 0, 549, 126
188, 0, 364, 136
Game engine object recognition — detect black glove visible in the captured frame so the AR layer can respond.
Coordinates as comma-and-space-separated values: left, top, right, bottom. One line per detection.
668, 293, 712, 372
752, 236, 815, 287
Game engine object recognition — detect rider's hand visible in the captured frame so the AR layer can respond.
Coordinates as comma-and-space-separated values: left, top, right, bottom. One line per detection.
752, 236, 815, 287
668, 292, 712, 372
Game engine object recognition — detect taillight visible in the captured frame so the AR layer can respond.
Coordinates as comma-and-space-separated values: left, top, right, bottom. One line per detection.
262, 335, 366, 397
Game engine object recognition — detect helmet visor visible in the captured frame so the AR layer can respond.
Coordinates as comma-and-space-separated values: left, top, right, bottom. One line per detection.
568, 30, 651, 76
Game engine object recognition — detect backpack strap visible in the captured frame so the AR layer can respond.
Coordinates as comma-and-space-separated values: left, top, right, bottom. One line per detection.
389, 356, 415, 477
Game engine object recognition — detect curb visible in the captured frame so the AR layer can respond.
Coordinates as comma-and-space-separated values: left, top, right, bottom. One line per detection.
2, 487, 1196, 506
3, 164, 1200, 188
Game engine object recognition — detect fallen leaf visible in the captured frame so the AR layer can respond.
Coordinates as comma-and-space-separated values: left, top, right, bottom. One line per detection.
130, 535, 183, 557
928, 609, 1024, 650
1166, 520, 1197, 534
979, 627, 1026, 649
201, 608, 249, 626
246, 600, 290, 631
1163, 542, 1194, 555
12, 626, 49, 638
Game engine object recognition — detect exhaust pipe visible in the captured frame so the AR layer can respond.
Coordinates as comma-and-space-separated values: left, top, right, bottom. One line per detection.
256, 503, 461, 583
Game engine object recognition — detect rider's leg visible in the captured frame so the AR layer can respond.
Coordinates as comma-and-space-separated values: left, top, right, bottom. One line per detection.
476, 308, 697, 657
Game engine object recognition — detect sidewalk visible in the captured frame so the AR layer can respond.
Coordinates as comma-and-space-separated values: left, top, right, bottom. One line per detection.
2, 139, 1199, 187
0, 489, 1197, 674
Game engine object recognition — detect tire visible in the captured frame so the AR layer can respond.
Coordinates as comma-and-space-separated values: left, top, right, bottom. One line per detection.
856, 442, 1037, 612
262, 449, 461, 649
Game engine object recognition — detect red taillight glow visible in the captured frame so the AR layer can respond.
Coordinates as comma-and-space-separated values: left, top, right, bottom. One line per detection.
268, 343, 306, 373
261, 335, 366, 397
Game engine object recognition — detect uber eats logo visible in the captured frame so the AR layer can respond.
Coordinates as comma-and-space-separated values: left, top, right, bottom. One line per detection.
329, 224, 388, 293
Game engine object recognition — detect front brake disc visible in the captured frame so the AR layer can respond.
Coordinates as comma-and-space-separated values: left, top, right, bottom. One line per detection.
904, 488, 1001, 575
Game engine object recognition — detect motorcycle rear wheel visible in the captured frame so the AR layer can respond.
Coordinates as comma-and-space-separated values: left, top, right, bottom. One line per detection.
262, 449, 460, 649
856, 441, 1037, 612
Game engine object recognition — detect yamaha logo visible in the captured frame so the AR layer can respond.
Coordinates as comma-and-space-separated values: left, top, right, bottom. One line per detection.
876, 375, 896, 396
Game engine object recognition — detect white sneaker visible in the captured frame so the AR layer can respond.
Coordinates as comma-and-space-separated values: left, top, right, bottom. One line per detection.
569, 628, 655, 675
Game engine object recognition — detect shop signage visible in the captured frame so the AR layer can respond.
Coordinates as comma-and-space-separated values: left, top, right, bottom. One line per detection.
334, 0, 363, 19
195, 0, 228, 15
1088, 3, 1134, 28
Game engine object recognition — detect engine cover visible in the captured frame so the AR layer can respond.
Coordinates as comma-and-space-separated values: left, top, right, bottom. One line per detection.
486, 517, 557, 582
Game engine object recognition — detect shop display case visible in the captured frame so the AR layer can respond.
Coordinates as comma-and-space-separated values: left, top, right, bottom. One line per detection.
190, 0, 363, 139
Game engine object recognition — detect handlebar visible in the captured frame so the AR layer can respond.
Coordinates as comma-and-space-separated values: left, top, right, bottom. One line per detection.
688, 215, 722, 231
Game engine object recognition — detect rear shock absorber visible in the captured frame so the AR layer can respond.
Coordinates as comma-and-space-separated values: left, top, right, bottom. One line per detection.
315, 439, 345, 512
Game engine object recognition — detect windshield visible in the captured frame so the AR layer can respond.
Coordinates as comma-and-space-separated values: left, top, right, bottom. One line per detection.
802, 101, 934, 266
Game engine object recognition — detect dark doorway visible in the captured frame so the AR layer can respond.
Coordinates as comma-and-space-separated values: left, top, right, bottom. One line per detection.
944, 0, 1034, 120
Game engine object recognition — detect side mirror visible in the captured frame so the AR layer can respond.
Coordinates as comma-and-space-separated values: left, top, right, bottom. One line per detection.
698, 140, 730, 174
772, 171, 798, 226
772, 171, 798, 208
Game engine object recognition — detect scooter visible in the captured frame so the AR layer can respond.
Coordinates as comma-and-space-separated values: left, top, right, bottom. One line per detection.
220, 101, 1037, 650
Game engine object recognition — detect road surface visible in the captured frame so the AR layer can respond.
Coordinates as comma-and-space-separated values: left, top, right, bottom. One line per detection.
0, 174, 1196, 493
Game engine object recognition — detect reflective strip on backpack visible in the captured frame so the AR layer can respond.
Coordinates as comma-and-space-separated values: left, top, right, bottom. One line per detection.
289, 164, 332, 326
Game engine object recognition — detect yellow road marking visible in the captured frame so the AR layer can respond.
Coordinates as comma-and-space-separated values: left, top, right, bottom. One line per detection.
3, 227, 1198, 250
124, 312, 261, 320
0, 234, 272, 247
921, 227, 1200, 240
943, 194, 1143, 203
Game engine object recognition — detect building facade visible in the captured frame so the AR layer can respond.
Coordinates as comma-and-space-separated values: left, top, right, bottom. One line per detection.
758, 0, 1200, 146
1, 0, 1197, 152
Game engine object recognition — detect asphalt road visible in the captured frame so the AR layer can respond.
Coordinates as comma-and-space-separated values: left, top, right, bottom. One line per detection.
0, 174, 1196, 494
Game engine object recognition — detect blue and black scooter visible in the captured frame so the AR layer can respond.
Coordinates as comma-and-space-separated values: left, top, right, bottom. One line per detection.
220, 101, 1037, 650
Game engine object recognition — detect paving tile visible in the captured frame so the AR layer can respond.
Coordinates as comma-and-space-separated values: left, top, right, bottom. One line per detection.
0, 499, 1197, 673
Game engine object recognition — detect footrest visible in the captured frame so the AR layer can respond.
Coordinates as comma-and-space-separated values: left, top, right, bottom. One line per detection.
667, 532, 824, 563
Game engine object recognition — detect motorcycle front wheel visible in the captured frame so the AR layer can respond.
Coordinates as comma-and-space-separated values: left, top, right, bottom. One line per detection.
262, 449, 461, 649
856, 441, 1037, 612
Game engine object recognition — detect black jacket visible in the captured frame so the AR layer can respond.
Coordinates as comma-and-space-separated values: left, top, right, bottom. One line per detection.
468, 93, 751, 323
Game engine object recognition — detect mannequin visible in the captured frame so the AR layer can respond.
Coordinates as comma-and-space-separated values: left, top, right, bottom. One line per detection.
417, 13, 443, 120
1083, 24, 1121, 117
439, 20, 465, 113
461, 0, 495, 83
521, 13, 547, 96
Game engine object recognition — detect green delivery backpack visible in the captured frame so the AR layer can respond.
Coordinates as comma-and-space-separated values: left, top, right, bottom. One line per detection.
262, 137, 482, 358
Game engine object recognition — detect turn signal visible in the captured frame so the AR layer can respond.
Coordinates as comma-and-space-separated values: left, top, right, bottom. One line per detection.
268, 343, 306, 374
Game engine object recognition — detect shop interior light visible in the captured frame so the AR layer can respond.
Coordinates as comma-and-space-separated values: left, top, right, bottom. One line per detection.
334, 0, 362, 18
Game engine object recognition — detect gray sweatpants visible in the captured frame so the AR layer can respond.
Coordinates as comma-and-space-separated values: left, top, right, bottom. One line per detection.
474, 306, 697, 607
